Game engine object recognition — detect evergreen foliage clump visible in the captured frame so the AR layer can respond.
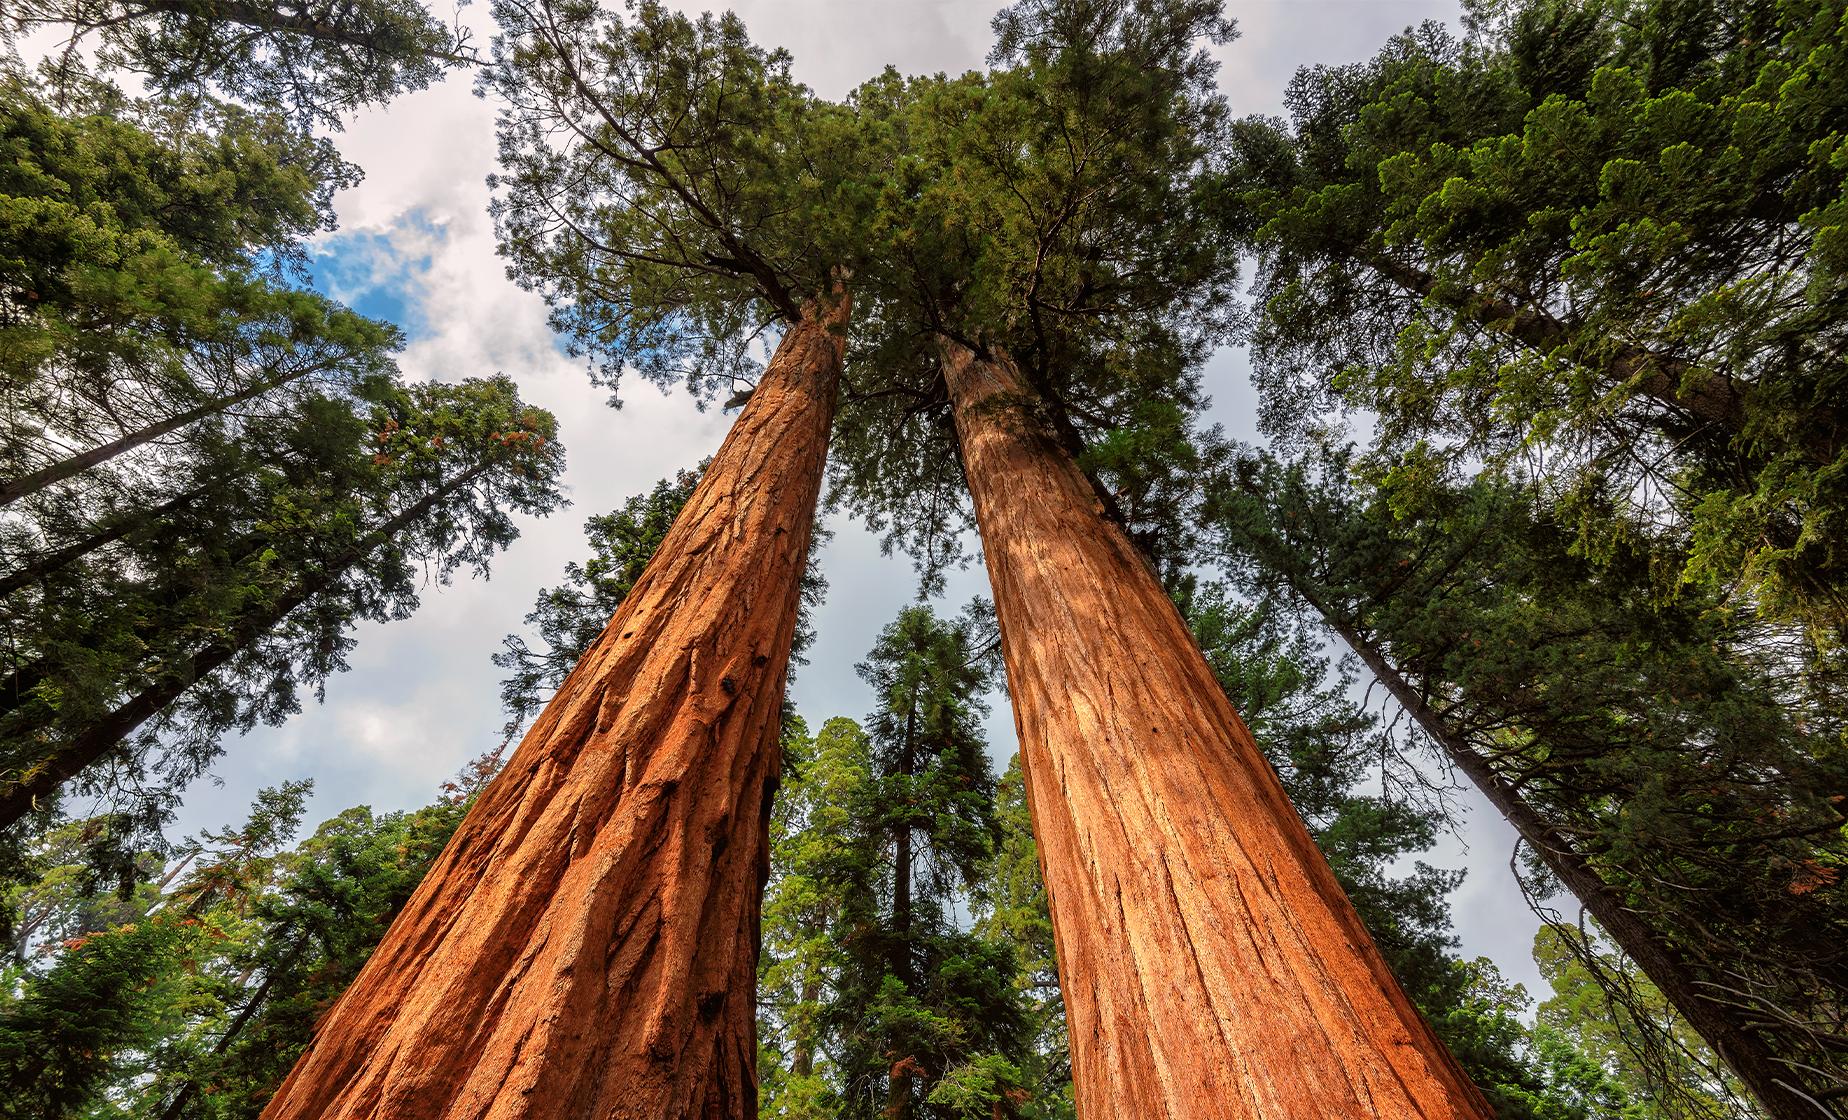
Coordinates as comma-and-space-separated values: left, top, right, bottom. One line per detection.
1205, 445, 1846, 1112
0, 766, 490, 1120
0, 40, 564, 935
1231, 0, 1848, 647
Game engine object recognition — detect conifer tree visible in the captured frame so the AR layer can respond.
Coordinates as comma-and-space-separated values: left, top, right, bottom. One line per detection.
869, 4, 1491, 1110
0, 75, 378, 512
0, 764, 493, 1120
5, 0, 475, 132
756, 607, 1037, 1120
0, 374, 564, 839
833, 606, 1027, 1120
1205, 444, 1846, 1117
1, 75, 570, 852
1229, 0, 1848, 644
758, 716, 874, 1120
258, 3, 866, 1112
0, 781, 312, 1118
468, 0, 1495, 1111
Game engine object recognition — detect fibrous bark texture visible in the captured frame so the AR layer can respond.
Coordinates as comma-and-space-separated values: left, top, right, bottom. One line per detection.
260, 298, 847, 1120
941, 338, 1492, 1120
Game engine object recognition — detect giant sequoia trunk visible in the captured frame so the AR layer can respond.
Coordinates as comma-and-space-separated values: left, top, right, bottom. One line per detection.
940, 338, 1491, 1120
259, 297, 848, 1120
1317, 611, 1822, 1120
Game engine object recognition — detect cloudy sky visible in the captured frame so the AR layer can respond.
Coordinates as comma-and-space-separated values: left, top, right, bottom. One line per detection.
101, 0, 1556, 998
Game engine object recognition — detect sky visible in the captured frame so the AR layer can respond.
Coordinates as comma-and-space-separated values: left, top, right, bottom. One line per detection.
78, 0, 1557, 998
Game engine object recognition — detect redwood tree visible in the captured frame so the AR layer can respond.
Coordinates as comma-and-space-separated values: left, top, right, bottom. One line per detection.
819, 1, 1493, 1112
943, 341, 1492, 1119
260, 295, 847, 1120
261, 3, 867, 1111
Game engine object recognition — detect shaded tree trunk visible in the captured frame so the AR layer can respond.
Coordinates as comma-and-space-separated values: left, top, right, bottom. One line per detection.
888, 706, 916, 1120
791, 971, 822, 1081
0, 484, 208, 597
1355, 249, 1762, 444
1317, 611, 1823, 1120
0, 363, 331, 507
259, 295, 848, 1120
940, 337, 1492, 1120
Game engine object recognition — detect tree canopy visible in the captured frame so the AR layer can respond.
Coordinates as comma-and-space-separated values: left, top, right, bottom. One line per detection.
1230, 0, 1848, 646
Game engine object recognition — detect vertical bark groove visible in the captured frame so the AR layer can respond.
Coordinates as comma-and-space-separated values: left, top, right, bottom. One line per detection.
941, 338, 1491, 1120
259, 296, 847, 1120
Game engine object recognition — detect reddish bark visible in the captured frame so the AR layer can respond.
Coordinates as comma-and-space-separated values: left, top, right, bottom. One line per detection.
941, 338, 1492, 1120
260, 296, 847, 1120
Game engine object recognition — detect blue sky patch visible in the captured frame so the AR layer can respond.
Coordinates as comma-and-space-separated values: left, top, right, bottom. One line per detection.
309, 211, 446, 342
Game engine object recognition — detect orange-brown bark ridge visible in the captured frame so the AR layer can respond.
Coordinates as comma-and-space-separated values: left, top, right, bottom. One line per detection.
941, 338, 1494, 1120
261, 296, 848, 1120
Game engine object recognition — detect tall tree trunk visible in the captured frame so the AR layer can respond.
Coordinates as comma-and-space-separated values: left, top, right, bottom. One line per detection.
887, 706, 917, 1120
791, 971, 822, 1081
940, 337, 1492, 1120
259, 295, 848, 1120
893, 706, 915, 966
1315, 611, 1822, 1120
0, 462, 492, 828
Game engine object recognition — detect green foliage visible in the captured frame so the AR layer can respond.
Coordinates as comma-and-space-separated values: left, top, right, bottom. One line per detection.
0, 75, 386, 499
1, 371, 563, 866
1236, 0, 1848, 646
5, 0, 473, 133
0, 911, 192, 1115
0, 781, 312, 1119
759, 608, 1038, 1120
832, 606, 1028, 1120
162, 794, 472, 1119
0, 767, 482, 1120
828, 0, 1244, 574
1533, 924, 1750, 1119
1205, 443, 1847, 1108
760, 716, 873, 1120
487, 0, 1244, 580
486, 0, 864, 397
